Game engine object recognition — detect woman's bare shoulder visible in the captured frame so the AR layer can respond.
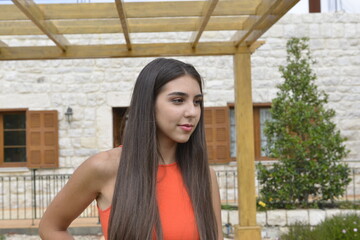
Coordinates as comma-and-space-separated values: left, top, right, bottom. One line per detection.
83, 147, 121, 180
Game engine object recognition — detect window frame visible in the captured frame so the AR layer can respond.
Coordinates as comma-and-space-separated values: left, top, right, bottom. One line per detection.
252, 103, 274, 161
0, 109, 59, 169
0, 109, 28, 168
227, 103, 274, 162
112, 107, 128, 148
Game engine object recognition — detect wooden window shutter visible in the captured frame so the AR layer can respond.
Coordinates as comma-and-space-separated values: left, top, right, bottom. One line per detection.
204, 107, 231, 164
26, 110, 59, 168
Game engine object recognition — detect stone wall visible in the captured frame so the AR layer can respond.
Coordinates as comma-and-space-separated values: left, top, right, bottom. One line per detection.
222, 209, 360, 239
0, 12, 359, 172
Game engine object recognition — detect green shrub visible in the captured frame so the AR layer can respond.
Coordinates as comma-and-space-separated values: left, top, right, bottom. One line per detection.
281, 222, 313, 240
258, 37, 350, 209
281, 214, 360, 240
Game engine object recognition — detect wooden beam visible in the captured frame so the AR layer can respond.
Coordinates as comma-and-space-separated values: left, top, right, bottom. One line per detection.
0, 17, 247, 35
249, 40, 265, 53
115, 0, 131, 50
190, 0, 219, 48
0, 40, 8, 47
0, 42, 250, 60
0, 40, 8, 55
242, 0, 300, 46
231, 0, 282, 47
0, 1, 259, 21
233, 52, 261, 240
11, 0, 69, 52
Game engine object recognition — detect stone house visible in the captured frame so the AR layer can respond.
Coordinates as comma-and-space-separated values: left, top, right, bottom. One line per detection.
0, 11, 359, 209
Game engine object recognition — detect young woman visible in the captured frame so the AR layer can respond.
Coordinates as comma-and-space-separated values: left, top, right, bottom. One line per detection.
39, 58, 223, 240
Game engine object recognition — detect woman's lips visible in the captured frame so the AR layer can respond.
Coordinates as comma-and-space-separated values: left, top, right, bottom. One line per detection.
179, 124, 193, 132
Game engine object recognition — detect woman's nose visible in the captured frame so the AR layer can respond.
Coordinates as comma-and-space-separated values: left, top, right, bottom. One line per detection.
184, 102, 198, 117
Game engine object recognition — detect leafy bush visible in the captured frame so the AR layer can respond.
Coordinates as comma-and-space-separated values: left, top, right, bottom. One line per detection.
281, 214, 360, 240
257, 37, 350, 209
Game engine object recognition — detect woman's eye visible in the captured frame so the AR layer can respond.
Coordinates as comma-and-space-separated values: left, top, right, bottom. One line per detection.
172, 98, 184, 104
194, 99, 203, 105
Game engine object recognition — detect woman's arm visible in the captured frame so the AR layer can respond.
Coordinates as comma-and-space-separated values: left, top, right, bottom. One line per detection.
210, 167, 224, 240
39, 151, 113, 240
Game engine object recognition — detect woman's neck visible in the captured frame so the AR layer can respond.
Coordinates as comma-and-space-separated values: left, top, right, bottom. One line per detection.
158, 141, 177, 165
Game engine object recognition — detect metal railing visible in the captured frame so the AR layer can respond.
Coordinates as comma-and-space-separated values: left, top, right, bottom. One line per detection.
0, 170, 97, 221
0, 167, 359, 221
215, 167, 360, 206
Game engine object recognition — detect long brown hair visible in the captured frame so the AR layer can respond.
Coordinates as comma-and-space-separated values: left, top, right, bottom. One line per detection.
108, 58, 218, 240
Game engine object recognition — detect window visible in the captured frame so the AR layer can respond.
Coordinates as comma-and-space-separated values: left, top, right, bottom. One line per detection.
252, 104, 273, 160
112, 107, 128, 148
0, 112, 26, 167
230, 103, 272, 161
205, 103, 273, 163
0, 110, 59, 168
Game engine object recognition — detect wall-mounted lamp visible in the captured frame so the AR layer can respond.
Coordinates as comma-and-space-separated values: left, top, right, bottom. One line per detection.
65, 107, 73, 123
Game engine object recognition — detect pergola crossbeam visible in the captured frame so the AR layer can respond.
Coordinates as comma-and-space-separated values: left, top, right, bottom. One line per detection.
249, 40, 265, 53
115, 0, 131, 50
190, 0, 219, 48
231, 0, 282, 47
243, 0, 300, 46
0, 42, 254, 60
0, 17, 248, 35
11, 0, 69, 52
0, 40, 8, 47
0, 2, 259, 21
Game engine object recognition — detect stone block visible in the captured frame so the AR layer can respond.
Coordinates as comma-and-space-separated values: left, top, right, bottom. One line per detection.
74, 149, 97, 157
221, 210, 228, 225
229, 210, 239, 225
287, 210, 309, 225
320, 23, 333, 38
59, 138, 72, 148
302, 14, 314, 23
0, 94, 50, 108
309, 209, 325, 226
341, 209, 357, 216
344, 23, 357, 38
267, 210, 286, 226
261, 226, 282, 240
83, 128, 96, 137
68, 129, 83, 138
256, 211, 267, 226
325, 209, 342, 219
309, 24, 321, 38
81, 137, 97, 148
60, 149, 74, 157
267, 24, 283, 38
106, 92, 131, 106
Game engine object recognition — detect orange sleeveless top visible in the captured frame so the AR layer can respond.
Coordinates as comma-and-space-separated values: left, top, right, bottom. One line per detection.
98, 162, 199, 240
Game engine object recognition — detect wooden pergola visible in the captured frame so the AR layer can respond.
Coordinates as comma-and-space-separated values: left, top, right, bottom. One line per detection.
0, 0, 299, 239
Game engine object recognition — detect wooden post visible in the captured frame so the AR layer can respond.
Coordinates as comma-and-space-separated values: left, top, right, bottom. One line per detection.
233, 52, 261, 240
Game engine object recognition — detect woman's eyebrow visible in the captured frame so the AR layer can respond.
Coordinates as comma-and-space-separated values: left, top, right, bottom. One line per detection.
167, 92, 188, 97
167, 92, 203, 98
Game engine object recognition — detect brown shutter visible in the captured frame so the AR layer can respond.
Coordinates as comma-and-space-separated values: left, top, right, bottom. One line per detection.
204, 107, 230, 164
26, 110, 59, 168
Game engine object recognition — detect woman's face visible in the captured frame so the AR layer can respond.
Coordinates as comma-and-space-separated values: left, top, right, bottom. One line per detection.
155, 75, 202, 146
